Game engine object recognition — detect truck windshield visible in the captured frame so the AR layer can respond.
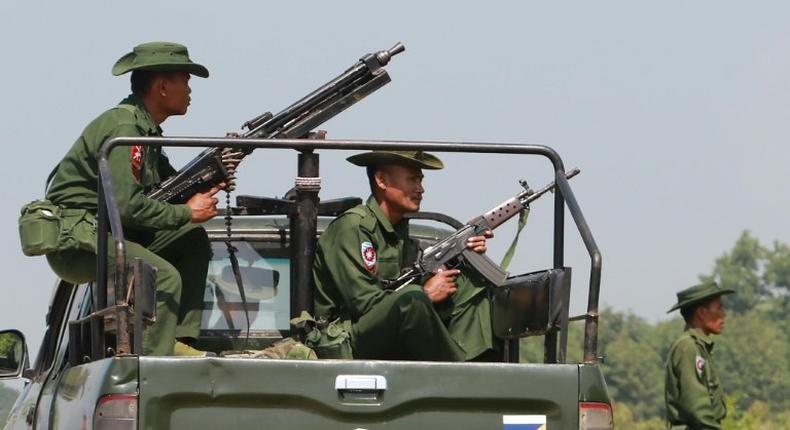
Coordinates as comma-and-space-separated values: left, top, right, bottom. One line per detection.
201, 241, 290, 333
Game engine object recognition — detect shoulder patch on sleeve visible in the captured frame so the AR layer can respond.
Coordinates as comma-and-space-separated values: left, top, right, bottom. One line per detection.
361, 241, 377, 273
695, 355, 705, 376
131, 145, 144, 181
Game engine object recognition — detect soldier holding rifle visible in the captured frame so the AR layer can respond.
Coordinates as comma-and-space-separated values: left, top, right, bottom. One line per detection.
313, 151, 498, 361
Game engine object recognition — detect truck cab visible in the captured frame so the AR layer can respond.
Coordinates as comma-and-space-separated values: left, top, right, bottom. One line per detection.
1, 137, 612, 430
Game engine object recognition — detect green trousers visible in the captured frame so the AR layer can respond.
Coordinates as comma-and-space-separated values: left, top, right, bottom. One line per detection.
350, 270, 494, 362
47, 223, 210, 356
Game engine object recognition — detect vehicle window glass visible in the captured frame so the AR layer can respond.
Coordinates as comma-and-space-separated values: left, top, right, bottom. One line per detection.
201, 241, 290, 332
48, 283, 90, 378
32, 283, 74, 376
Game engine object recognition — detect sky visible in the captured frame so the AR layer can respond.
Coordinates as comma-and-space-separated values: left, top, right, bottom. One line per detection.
1, 1, 790, 358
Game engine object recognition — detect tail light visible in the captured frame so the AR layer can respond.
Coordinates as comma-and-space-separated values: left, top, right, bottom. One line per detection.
579, 402, 613, 430
94, 394, 137, 430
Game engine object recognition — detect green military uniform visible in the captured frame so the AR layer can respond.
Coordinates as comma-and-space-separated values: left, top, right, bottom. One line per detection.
665, 283, 733, 429
44, 42, 210, 356
312, 151, 496, 361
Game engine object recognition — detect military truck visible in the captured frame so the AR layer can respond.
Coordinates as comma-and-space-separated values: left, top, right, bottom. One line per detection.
1, 136, 611, 430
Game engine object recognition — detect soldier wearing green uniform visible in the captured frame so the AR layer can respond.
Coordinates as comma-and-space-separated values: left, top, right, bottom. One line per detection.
313, 151, 497, 361
665, 282, 734, 429
45, 42, 222, 357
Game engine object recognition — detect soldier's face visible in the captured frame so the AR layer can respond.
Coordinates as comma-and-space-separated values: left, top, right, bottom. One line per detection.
376, 165, 425, 213
699, 296, 726, 335
161, 72, 192, 116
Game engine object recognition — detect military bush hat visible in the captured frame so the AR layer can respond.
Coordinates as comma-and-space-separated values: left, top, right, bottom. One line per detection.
346, 150, 444, 170
112, 42, 209, 78
667, 282, 735, 313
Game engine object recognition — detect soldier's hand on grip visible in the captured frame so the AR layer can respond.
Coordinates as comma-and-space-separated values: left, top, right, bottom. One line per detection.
466, 230, 494, 254
187, 184, 223, 223
422, 268, 460, 303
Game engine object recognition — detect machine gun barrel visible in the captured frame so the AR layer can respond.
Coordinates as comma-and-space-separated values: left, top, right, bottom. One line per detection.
244, 42, 405, 141
146, 43, 406, 203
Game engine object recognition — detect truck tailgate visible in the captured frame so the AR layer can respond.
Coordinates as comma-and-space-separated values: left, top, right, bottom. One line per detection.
139, 357, 579, 430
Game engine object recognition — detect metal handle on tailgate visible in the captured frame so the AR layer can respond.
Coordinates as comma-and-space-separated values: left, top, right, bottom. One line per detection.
335, 375, 388, 402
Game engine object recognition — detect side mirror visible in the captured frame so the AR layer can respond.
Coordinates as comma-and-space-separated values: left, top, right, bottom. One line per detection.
0, 329, 29, 379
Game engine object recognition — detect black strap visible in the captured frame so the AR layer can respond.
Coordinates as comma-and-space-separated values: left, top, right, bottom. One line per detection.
44, 163, 60, 194
225, 242, 250, 346
224, 189, 250, 347
213, 283, 236, 330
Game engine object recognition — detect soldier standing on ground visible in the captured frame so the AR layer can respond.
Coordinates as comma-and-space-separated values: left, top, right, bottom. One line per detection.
45, 42, 222, 357
312, 150, 499, 361
665, 282, 734, 429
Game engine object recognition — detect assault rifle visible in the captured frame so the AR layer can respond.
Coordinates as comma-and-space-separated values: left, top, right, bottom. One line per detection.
147, 42, 406, 203
384, 168, 580, 290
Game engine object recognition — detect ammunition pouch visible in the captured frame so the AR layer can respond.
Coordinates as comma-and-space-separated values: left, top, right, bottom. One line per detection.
19, 200, 96, 256
291, 311, 353, 359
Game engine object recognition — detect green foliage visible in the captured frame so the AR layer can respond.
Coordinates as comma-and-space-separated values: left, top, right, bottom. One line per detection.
722, 395, 790, 430
716, 309, 790, 412
598, 309, 681, 421
764, 240, 790, 291
699, 231, 768, 314
612, 401, 664, 430
0, 334, 16, 356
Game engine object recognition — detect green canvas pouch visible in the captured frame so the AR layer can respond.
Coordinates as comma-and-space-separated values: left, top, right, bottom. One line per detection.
58, 208, 97, 253
18, 200, 62, 256
19, 201, 97, 256
291, 311, 353, 359
307, 318, 353, 359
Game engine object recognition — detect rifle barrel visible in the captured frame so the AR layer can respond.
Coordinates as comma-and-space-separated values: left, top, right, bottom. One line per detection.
523, 168, 580, 204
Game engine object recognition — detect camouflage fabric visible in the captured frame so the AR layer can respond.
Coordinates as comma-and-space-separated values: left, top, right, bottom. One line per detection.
221, 338, 317, 360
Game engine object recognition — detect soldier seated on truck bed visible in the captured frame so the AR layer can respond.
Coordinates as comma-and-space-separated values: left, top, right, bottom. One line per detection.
312, 150, 498, 361
44, 42, 225, 357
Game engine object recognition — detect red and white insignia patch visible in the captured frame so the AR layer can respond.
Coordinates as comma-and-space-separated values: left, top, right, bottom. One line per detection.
131, 145, 144, 181
695, 355, 705, 376
361, 241, 377, 272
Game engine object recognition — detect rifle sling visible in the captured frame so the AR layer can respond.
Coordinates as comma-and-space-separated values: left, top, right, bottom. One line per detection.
225, 241, 251, 347
499, 208, 529, 270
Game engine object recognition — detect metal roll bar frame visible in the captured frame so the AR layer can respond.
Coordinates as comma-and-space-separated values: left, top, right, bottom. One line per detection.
94, 137, 602, 364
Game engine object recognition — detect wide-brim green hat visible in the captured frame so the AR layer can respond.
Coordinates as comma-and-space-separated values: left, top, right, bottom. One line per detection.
667, 282, 735, 313
346, 150, 444, 170
112, 41, 209, 78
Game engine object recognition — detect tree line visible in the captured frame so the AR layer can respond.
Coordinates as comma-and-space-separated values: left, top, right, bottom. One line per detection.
522, 231, 790, 429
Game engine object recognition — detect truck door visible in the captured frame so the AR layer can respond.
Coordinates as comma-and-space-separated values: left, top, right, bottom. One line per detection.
4, 282, 87, 430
